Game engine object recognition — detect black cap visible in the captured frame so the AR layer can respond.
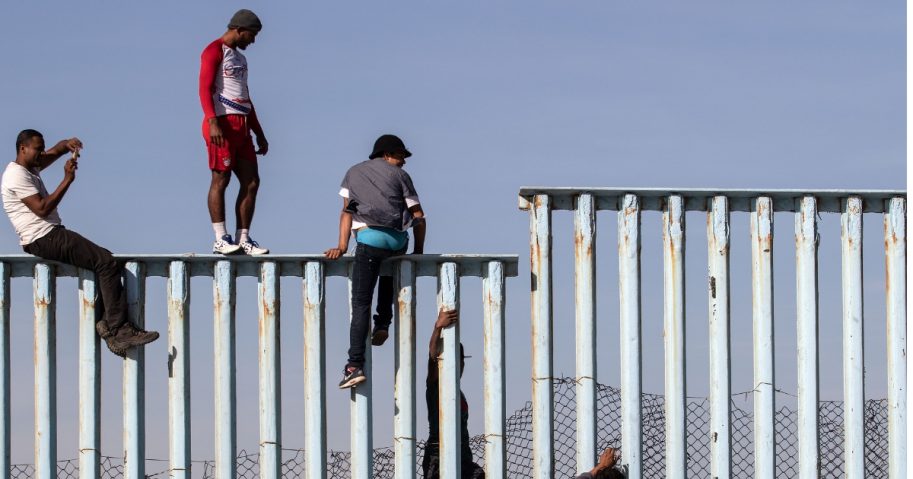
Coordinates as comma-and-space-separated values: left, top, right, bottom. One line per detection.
369, 134, 412, 159
228, 9, 262, 32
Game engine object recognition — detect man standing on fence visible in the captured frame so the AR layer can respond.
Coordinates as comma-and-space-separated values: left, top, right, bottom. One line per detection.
1, 129, 159, 357
200, 9, 270, 255
422, 309, 485, 479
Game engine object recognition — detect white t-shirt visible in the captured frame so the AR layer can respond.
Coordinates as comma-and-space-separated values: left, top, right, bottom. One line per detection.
1, 162, 61, 245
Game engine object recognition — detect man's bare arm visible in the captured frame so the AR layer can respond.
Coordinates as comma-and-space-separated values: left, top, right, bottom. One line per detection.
37, 138, 82, 171
410, 205, 426, 254
324, 198, 353, 259
21, 158, 77, 217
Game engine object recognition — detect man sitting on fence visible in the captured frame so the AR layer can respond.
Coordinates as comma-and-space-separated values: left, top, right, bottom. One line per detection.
1, 130, 159, 357
422, 308, 485, 479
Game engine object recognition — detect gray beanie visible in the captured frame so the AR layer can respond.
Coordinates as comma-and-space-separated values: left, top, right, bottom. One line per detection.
228, 9, 262, 32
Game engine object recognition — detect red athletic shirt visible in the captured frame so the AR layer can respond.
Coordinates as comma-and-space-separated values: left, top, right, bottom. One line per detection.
199, 38, 261, 130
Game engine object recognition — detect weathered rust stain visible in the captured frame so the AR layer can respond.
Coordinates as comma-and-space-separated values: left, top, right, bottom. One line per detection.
710, 277, 717, 299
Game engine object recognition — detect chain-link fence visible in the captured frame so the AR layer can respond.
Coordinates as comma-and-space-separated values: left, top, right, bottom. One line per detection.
12, 377, 889, 478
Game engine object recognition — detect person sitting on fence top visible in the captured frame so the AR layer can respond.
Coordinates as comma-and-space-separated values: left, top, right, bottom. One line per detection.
422, 308, 485, 479
575, 447, 624, 479
324, 133, 426, 389
1, 130, 159, 357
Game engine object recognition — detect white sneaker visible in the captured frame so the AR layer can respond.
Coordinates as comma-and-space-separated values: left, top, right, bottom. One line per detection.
239, 237, 269, 255
213, 234, 242, 255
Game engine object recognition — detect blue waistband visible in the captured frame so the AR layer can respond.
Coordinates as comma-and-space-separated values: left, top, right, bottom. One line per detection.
355, 227, 408, 251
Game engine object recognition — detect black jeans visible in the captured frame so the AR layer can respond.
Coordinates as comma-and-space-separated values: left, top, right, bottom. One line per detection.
23, 226, 127, 331
347, 242, 406, 367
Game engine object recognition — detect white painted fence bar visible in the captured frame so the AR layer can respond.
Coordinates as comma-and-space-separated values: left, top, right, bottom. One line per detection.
618, 194, 643, 479
214, 260, 237, 479
0, 254, 516, 478
482, 261, 506, 479
78, 270, 100, 479
528, 194, 554, 479
518, 187, 906, 478
884, 197, 906, 479
662, 195, 686, 479
123, 261, 146, 479
573, 193, 597, 473
394, 260, 416, 479
0, 263, 7, 479
349, 262, 373, 479
841, 197, 865, 478
34, 263, 55, 479
438, 262, 462, 479
303, 261, 327, 479
167, 261, 191, 479
795, 196, 819, 479
258, 261, 281, 479
750, 197, 775, 479
708, 197, 731, 477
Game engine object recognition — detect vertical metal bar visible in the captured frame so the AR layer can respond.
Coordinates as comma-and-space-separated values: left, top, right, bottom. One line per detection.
168, 261, 191, 479
349, 263, 373, 479
482, 261, 506, 479
750, 197, 775, 479
795, 196, 819, 479
303, 261, 327, 479
662, 195, 686, 479
214, 260, 237, 479
123, 261, 146, 479
437, 262, 461, 479
841, 197, 865, 478
34, 263, 56, 479
394, 260, 416, 479
885, 197, 906, 479
618, 194, 642, 478
529, 194, 554, 479
708, 196, 731, 477
78, 269, 101, 479
0, 262, 9, 479
574, 193, 597, 473
258, 261, 281, 479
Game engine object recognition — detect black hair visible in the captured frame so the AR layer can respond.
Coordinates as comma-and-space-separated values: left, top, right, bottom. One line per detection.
15, 129, 42, 153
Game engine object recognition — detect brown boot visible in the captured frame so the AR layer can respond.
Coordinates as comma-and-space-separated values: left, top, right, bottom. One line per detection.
96, 321, 159, 357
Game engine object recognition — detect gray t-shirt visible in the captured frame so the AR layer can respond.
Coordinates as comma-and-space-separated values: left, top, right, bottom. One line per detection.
339, 159, 420, 231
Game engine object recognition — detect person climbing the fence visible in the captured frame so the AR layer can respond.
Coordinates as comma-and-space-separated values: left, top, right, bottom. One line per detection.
422, 308, 485, 479
200, 9, 270, 256
325, 134, 426, 389
2, 130, 160, 357
575, 447, 625, 478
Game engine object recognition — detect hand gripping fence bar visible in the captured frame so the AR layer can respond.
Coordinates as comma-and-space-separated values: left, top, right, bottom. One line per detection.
519, 187, 906, 479
0, 254, 517, 479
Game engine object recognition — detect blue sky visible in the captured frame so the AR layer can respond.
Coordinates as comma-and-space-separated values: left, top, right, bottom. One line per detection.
2, 0, 905, 467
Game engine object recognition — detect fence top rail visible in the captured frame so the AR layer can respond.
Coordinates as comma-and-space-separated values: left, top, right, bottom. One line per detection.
518, 187, 906, 213
0, 254, 518, 279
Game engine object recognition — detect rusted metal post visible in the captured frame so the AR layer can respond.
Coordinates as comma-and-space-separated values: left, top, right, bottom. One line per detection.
482, 261, 506, 479
884, 197, 906, 478
303, 261, 327, 479
708, 196, 731, 477
34, 262, 56, 479
349, 263, 373, 479
0, 262, 9, 479
618, 194, 642, 478
78, 269, 101, 479
574, 193, 597, 472
123, 261, 146, 479
795, 196, 819, 479
167, 261, 191, 479
662, 194, 686, 479
529, 194, 554, 479
258, 261, 281, 479
394, 260, 416, 479
841, 197, 865, 478
214, 260, 237, 479
438, 262, 461, 479
750, 196, 775, 479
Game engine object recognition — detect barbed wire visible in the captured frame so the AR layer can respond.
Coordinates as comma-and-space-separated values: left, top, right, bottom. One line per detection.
11, 377, 888, 478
